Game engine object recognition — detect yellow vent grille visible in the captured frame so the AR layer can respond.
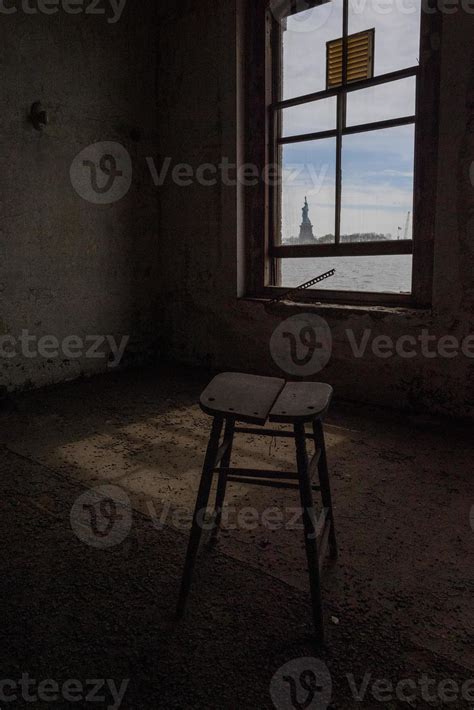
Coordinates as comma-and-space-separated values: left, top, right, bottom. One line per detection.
326, 30, 374, 88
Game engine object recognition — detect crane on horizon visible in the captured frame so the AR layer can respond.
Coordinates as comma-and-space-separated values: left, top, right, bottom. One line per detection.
397, 211, 411, 240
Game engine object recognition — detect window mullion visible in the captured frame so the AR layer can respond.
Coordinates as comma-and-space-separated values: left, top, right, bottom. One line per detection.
335, 96, 343, 247
335, 0, 349, 247
342, 0, 349, 85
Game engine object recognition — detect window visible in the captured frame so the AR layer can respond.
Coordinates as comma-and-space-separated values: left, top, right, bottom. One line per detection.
253, 0, 441, 306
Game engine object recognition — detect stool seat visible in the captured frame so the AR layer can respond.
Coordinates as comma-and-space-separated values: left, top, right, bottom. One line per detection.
270, 382, 333, 423
200, 372, 332, 425
200, 372, 285, 425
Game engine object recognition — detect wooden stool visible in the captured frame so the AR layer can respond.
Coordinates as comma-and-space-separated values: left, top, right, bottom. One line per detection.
176, 373, 337, 640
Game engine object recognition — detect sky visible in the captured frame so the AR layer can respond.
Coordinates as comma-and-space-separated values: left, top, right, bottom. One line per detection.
280, 0, 421, 241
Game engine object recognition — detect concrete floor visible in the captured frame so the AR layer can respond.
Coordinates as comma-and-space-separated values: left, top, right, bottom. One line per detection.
2, 366, 473, 708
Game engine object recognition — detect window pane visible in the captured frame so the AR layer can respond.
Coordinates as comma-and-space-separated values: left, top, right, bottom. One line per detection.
281, 0, 343, 100
280, 138, 337, 246
279, 255, 412, 293
347, 77, 416, 127
349, 0, 421, 76
281, 97, 337, 137
340, 125, 415, 242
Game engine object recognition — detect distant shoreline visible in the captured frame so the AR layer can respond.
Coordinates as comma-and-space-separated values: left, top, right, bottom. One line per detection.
283, 232, 397, 245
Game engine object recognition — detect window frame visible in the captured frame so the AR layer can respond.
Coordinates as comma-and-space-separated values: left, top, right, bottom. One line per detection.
245, 1, 442, 308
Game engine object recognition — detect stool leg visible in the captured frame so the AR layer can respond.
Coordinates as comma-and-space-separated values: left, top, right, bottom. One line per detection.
313, 419, 338, 560
211, 418, 235, 543
176, 416, 224, 618
294, 422, 325, 641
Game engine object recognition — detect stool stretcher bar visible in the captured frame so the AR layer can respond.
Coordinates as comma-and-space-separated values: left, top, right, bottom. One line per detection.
234, 426, 316, 439
214, 450, 321, 487
227, 476, 311, 491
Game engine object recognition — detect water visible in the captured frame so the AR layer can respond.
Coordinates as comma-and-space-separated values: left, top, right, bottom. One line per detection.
280, 255, 412, 294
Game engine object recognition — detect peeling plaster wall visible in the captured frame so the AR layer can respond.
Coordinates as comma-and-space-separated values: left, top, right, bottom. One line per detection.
0, 3, 160, 391
156, 3, 474, 417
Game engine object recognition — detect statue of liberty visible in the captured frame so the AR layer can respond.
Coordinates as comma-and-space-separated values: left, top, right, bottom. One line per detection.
299, 196, 316, 243
302, 196, 310, 224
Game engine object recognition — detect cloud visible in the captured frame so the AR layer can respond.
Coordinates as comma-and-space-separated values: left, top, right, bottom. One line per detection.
370, 169, 414, 178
